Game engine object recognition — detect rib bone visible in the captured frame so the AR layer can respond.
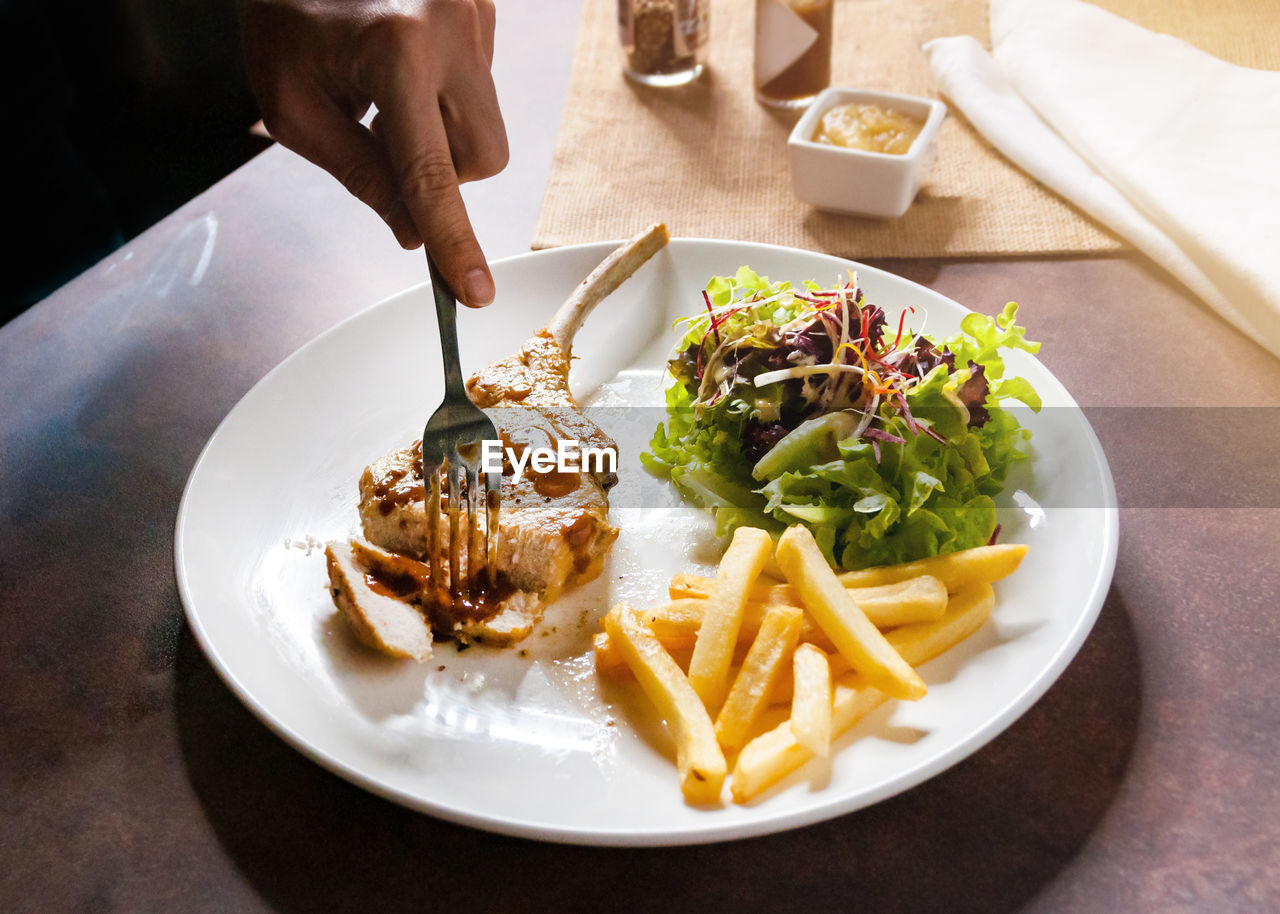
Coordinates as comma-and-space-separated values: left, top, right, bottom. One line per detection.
547, 222, 671, 353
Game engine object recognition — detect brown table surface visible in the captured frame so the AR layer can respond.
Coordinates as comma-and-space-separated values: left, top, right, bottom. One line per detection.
3, 3, 1279, 911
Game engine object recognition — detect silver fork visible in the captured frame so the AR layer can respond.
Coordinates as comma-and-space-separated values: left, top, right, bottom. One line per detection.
422, 254, 501, 608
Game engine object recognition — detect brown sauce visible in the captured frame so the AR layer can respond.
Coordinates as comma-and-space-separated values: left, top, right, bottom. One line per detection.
499, 425, 581, 496
757, 0, 833, 104
363, 569, 424, 600
363, 553, 517, 632
373, 440, 453, 515
424, 573, 518, 630
372, 441, 427, 515
373, 480, 426, 515
532, 467, 581, 498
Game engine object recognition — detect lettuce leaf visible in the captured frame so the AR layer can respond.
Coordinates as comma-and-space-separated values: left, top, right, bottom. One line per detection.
644, 272, 1040, 569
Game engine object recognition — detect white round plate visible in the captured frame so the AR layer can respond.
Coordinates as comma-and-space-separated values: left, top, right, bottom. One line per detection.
175, 238, 1117, 846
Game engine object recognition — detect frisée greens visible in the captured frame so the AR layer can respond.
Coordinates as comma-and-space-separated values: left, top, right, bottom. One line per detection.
641, 267, 1042, 569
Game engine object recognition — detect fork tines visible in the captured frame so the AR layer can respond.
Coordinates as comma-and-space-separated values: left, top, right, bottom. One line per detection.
422, 251, 503, 613
424, 452, 500, 610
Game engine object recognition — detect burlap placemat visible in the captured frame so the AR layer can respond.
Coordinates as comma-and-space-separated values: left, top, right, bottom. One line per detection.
532, 0, 1279, 258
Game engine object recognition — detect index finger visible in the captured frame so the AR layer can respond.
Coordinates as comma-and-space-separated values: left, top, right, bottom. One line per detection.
377, 80, 494, 308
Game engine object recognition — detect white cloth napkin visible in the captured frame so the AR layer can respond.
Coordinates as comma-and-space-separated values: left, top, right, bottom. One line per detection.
923, 0, 1280, 360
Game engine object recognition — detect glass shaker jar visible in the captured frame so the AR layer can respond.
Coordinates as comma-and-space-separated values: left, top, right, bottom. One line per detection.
754, 0, 833, 108
618, 0, 710, 86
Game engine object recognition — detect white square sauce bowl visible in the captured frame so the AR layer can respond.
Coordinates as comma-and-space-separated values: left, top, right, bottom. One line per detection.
788, 87, 947, 218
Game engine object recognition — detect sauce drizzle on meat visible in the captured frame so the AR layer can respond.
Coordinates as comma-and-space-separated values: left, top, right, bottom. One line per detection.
363, 558, 518, 631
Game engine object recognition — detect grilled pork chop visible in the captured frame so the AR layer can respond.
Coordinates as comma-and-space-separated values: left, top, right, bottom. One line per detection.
327, 224, 670, 657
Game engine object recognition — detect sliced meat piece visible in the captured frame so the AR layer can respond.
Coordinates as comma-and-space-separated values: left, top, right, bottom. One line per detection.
325, 541, 432, 661
451, 589, 545, 646
330, 537, 545, 650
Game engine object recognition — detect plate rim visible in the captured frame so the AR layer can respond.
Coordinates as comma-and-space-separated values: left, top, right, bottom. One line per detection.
174, 236, 1119, 846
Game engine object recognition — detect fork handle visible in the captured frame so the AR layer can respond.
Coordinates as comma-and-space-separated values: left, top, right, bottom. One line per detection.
426, 254, 468, 399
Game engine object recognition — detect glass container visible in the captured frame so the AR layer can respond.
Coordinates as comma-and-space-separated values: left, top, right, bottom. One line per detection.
754, 0, 833, 109
618, 0, 709, 86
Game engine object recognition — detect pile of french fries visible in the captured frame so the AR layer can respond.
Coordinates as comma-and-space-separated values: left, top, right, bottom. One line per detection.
595, 525, 1028, 804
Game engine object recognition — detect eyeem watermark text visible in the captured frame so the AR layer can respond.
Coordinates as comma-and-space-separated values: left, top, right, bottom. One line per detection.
481, 439, 616, 482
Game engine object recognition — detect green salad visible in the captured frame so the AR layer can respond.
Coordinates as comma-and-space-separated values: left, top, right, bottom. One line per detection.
641, 267, 1042, 569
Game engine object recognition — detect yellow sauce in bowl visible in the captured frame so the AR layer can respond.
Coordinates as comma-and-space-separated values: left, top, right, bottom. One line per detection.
813, 103, 925, 155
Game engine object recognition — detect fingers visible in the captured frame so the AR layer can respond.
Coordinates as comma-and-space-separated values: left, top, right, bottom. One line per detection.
437, 0, 507, 183
379, 80, 495, 307
372, 103, 503, 190
270, 89, 422, 250
243, 0, 507, 303
368, 4, 505, 306
439, 77, 508, 185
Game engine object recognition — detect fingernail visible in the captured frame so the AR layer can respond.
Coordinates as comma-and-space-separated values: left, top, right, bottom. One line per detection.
464, 269, 495, 307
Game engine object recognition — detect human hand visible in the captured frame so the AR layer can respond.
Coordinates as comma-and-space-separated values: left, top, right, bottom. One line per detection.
239, 0, 508, 307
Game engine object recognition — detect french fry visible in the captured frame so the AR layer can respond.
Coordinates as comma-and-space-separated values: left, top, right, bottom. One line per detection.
768, 652, 851, 705
836, 544, 1028, 593
731, 585, 996, 802
670, 542, 1027, 600
889, 588, 995, 664
776, 525, 926, 702
604, 603, 726, 804
593, 600, 823, 680
789, 644, 832, 757
885, 586, 996, 664
644, 599, 748, 647
594, 624, 758, 680
595, 572, 951, 677
686, 526, 774, 708
663, 577, 993, 702
733, 685, 885, 803
714, 606, 803, 751
667, 575, 949, 629
596, 628, 691, 678
644, 599, 831, 656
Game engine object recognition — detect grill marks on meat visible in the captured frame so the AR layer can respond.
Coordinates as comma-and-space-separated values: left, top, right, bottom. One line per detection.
327, 224, 670, 659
